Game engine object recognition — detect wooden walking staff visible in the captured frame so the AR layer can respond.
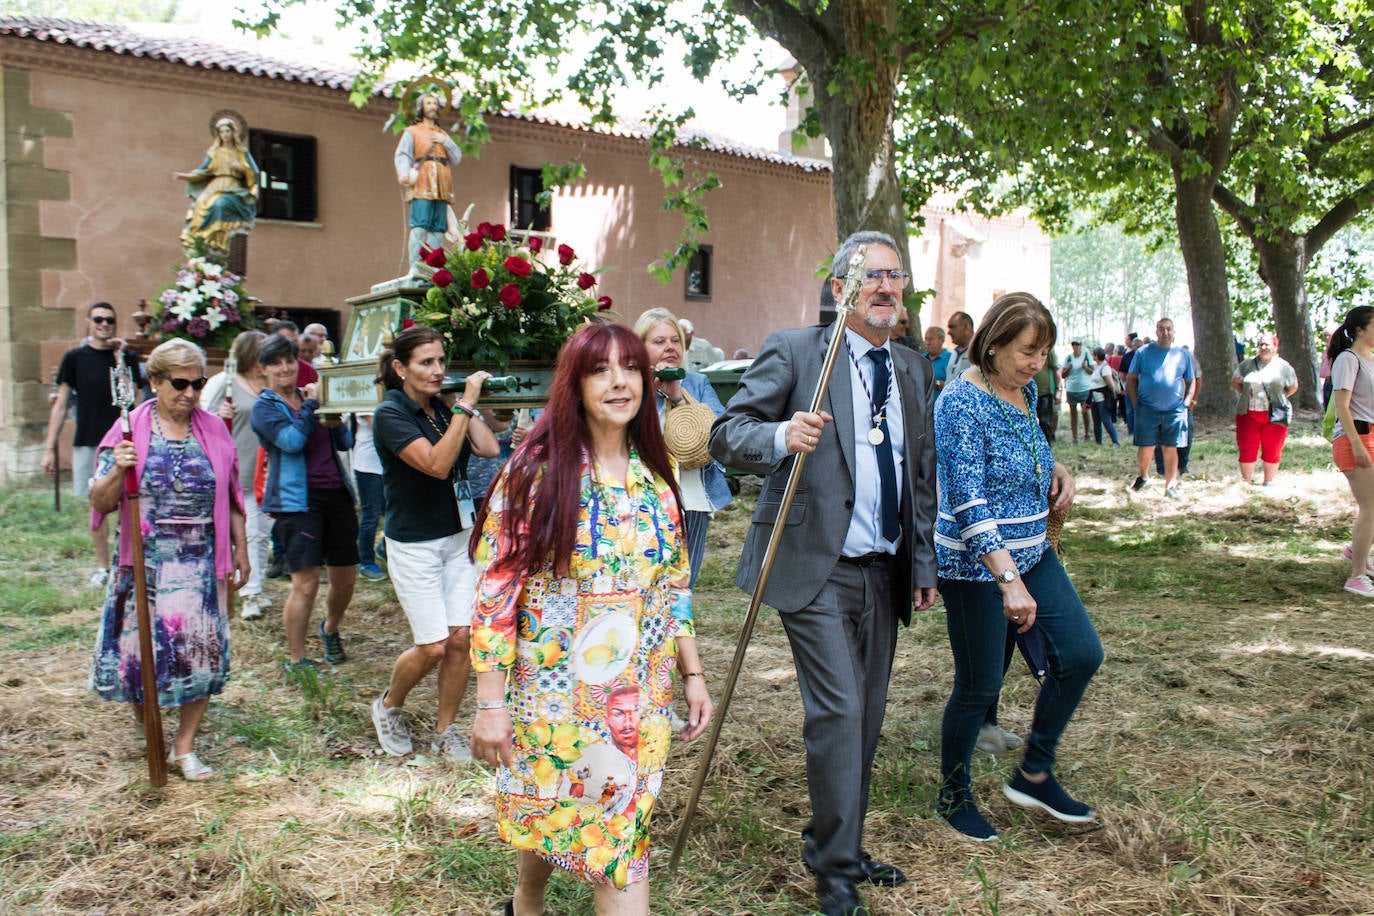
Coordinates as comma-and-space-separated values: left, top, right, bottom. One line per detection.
669, 245, 869, 872
111, 364, 168, 786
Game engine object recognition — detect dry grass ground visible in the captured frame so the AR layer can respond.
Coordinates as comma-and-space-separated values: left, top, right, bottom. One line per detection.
2, 418, 1372, 915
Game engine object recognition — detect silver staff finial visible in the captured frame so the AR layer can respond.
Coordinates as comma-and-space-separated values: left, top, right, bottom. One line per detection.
835, 244, 869, 317
111, 363, 138, 414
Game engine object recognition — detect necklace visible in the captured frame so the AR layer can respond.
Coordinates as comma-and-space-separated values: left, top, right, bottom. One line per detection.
979, 368, 1045, 479
151, 404, 188, 492
588, 449, 642, 575
845, 338, 895, 445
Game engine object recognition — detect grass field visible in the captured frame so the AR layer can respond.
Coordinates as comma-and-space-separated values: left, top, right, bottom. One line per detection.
1, 418, 1372, 914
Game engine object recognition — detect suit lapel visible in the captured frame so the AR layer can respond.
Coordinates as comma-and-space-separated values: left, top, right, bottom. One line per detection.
822, 325, 856, 480
893, 347, 925, 495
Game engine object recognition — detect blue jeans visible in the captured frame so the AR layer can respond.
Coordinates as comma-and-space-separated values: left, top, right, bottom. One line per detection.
938, 551, 1102, 799
355, 471, 386, 567
1091, 395, 1120, 445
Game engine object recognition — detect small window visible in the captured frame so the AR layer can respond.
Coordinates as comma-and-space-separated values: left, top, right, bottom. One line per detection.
251, 130, 318, 222
685, 245, 713, 301
510, 166, 552, 231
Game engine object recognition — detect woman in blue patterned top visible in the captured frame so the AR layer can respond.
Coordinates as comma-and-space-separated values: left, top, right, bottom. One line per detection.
933, 292, 1103, 842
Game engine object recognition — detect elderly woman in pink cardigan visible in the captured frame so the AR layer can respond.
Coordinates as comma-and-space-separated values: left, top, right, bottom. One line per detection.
89, 339, 249, 782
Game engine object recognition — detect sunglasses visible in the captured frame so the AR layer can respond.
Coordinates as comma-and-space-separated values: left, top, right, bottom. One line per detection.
90, 316, 116, 326
163, 376, 208, 392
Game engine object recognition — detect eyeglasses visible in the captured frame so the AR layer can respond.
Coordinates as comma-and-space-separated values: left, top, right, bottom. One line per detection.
90, 316, 116, 326
162, 376, 208, 392
852, 269, 911, 289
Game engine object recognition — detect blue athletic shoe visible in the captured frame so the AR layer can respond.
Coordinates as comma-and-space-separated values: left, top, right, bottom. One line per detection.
359, 563, 387, 581
1002, 770, 1096, 823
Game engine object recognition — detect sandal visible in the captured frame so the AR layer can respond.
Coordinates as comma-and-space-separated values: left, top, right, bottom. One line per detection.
168, 749, 214, 781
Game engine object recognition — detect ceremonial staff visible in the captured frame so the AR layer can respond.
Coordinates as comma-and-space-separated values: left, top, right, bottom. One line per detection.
50, 367, 61, 512
669, 245, 869, 871
111, 363, 168, 786
220, 353, 238, 619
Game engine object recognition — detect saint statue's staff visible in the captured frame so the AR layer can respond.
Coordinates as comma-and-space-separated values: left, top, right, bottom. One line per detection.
111, 363, 168, 786
668, 245, 870, 871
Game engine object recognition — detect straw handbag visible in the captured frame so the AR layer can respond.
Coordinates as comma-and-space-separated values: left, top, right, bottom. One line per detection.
662, 392, 716, 471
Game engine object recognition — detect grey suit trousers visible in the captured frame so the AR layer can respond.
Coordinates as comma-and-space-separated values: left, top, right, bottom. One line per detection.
786, 556, 898, 882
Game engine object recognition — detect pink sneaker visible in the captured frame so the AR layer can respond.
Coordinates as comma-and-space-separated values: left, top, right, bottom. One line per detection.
1340, 546, 1374, 575
1343, 575, 1374, 598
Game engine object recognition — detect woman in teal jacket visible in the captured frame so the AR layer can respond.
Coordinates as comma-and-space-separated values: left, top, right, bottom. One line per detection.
251, 334, 357, 675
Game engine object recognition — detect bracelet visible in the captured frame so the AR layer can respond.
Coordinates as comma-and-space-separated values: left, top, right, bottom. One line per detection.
682, 672, 704, 678
475, 699, 507, 710
451, 403, 473, 418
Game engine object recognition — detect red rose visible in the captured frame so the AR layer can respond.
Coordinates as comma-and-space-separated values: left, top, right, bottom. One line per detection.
432, 268, 453, 288
470, 268, 490, 289
401, 318, 416, 329
557, 244, 576, 266
577, 272, 596, 290
498, 284, 522, 308
422, 246, 447, 268
504, 256, 533, 277
597, 296, 613, 311
477, 221, 494, 239
490, 224, 507, 242
464, 233, 482, 251
528, 236, 543, 253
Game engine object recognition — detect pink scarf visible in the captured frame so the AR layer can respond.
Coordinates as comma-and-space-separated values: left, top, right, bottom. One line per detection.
90, 400, 244, 581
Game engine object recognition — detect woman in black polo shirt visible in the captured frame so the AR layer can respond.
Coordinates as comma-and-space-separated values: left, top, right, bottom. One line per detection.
369, 326, 499, 761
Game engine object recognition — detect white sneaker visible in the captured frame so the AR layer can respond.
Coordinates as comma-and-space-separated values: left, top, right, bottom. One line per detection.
975, 723, 1024, 755
1340, 546, 1374, 576
371, 693, 413, 756
1344, 575, 1374, 598
431, 724, 473, 763
240, 594, 264, 620
88, 569, 109, 589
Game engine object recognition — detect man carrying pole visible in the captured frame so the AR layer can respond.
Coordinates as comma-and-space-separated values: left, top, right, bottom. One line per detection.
707, 231, 939, 916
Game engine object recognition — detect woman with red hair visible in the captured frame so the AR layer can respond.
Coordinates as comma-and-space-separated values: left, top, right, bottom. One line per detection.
469, 323, 712, 915
1231, 335, 1298, 486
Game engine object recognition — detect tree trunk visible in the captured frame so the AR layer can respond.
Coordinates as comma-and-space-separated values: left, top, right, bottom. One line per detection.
1172, 171, 1237, 416
1252, 233, 1320, 409
821, 100, 916, 321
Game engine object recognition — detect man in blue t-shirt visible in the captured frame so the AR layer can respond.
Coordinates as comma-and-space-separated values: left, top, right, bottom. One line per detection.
1126, 318, 1195, 498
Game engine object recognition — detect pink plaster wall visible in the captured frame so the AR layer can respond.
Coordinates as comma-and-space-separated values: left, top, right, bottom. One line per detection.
31, 64, 836, 362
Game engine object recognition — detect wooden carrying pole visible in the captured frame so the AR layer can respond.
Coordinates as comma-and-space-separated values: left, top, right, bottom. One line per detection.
668, 246, 869, 872
113, 366, 167, 786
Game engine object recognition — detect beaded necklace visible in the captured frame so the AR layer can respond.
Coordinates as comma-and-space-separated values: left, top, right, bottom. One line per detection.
151, 403, 188, 493
588, 449, 642, 575
978, 367, 1047, 480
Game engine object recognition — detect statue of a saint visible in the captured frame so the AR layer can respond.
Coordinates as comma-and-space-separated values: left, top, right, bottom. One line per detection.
175, 114, 260, 255
394, 92, 462, 271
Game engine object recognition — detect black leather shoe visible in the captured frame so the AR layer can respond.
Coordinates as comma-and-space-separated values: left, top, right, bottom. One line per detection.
816, 877, 869, 916
858, 853, 906, 887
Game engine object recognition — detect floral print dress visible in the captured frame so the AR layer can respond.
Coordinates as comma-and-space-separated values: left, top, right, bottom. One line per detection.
90, 433, 229, 707
471, 449, 693, 888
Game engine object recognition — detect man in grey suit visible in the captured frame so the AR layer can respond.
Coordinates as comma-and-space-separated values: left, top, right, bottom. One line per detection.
709, 231, 938, 916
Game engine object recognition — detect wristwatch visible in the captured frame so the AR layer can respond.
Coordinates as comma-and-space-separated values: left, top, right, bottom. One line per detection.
996, 568, 1018, 584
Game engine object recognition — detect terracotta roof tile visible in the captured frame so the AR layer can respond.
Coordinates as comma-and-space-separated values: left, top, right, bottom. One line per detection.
0, 16, 831, 173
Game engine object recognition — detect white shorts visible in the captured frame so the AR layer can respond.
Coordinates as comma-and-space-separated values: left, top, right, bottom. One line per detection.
385, 532, 479, 645
72, 446, 96, 496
